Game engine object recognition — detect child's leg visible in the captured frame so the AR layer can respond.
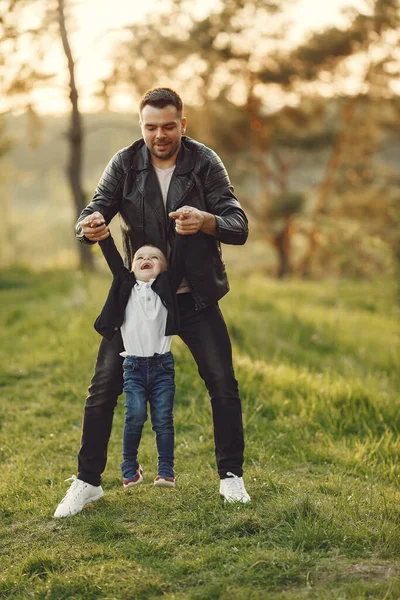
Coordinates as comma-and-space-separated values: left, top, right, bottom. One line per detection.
149, 353, 175, 479
121, 357, 148, 481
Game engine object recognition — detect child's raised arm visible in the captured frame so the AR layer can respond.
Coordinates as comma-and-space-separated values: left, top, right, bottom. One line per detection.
99, 235, 129, 280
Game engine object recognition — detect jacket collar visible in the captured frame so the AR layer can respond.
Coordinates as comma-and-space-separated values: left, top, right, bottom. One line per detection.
132, 137, 194, 175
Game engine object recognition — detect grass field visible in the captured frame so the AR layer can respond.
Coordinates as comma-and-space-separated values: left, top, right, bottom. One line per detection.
0, 268, 399, 599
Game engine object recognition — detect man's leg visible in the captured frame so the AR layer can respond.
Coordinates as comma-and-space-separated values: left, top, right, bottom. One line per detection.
177, 294, 244, 479
54, 333, 124, 517
78, 332, 124, 486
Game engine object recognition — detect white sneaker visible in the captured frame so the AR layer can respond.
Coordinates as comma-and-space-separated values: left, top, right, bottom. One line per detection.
219, 472, 251, 504
53, 476, 104, 518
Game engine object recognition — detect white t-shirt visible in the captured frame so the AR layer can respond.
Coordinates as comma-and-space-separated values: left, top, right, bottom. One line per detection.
120, 279, 171, 357
154, 164, 190, 294
154, 165, 175, 207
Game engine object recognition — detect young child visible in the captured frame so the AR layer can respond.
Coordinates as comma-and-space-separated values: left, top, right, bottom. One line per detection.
95, 231, 186, 489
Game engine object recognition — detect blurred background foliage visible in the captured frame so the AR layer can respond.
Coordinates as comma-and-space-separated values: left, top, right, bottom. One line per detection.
0, 0, 399, 281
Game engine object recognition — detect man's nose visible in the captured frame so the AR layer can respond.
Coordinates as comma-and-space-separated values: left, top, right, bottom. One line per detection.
155, 128, 166, 138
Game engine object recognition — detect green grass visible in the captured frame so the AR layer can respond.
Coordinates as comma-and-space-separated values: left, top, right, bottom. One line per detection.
0, 268, 399, 599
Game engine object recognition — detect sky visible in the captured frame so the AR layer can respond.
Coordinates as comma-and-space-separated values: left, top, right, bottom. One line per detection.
22, 0, 368, 115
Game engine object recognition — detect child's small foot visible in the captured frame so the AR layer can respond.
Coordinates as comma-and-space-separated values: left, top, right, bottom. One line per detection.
154, 476, 175, 488
123, 465, 143, 489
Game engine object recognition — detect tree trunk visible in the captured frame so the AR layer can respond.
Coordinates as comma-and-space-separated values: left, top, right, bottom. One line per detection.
298, 99, 356, 278
273, 218, 294, 279
58, 0, 93, 269
245, 78, 297, 279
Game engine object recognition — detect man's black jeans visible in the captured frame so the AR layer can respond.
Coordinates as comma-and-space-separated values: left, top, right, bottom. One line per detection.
78, 293, 245, 486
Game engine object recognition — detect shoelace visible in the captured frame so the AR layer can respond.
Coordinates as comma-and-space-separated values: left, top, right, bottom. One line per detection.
65, 475, 77, 484
224, 472, 246, 496
60, 475, 80, 501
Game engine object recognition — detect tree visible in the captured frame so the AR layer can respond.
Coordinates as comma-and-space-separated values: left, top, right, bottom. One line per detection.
0, 0, 93, 269
0, 0, 50, 266
291, 0, 400, 277
0, 0, 53, 125
56, 0, 92, 269
0, 116, 14, 266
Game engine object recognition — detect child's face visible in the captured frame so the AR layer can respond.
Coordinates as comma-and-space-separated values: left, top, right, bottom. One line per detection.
132, 245, 167, 282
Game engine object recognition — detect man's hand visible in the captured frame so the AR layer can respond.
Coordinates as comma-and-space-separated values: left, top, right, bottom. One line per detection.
169, 206, 216, 236
79, 211, 110, 242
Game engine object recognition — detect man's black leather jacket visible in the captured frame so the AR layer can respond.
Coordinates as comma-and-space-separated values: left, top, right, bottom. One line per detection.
76, 136, 248, 310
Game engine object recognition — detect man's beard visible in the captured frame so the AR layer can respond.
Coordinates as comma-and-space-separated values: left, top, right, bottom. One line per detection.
150, 140, 179, 160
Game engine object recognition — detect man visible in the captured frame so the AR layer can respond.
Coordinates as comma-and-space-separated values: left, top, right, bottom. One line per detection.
54, 87, 250, 518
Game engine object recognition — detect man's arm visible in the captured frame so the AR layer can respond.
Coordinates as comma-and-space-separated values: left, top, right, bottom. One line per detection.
169, 149, 248, 245
75, 151, 125, 244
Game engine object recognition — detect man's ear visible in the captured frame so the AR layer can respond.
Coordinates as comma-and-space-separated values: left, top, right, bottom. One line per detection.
181, 116, 187, 134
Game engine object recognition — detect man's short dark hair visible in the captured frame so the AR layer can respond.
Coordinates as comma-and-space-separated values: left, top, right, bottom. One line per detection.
139, 87, 183, 117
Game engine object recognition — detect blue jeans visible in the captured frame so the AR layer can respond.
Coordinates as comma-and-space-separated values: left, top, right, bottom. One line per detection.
121, 352, 175, 480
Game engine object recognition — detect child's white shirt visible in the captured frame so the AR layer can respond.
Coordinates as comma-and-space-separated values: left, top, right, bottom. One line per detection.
120, 279, 171, 357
